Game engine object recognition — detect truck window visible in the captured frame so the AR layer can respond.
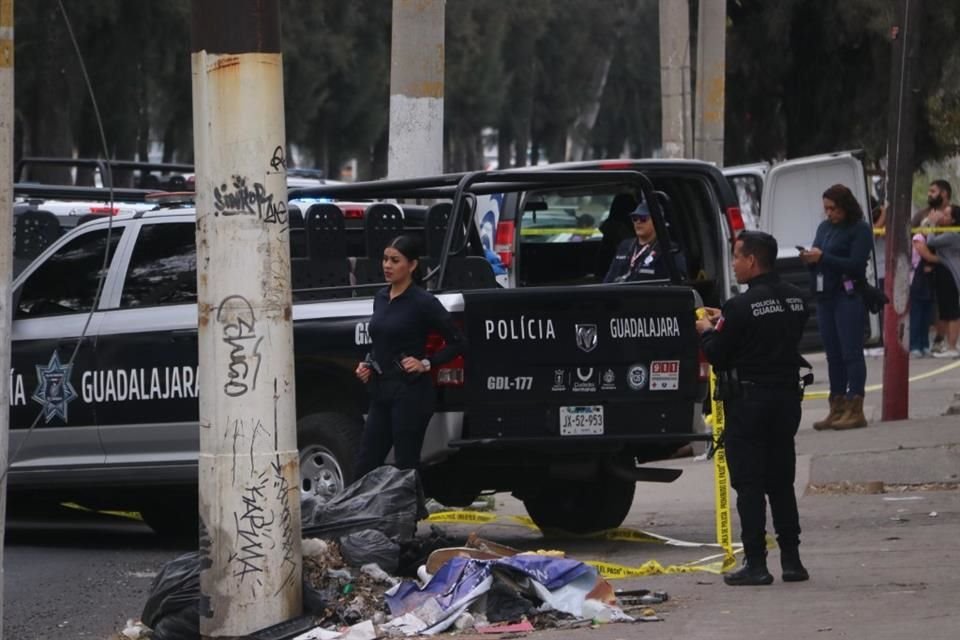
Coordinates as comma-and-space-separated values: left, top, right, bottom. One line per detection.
121, 222, 198, 308
14, 228, 122, 319
517, 191, 611, 286
728, 174, 762, 223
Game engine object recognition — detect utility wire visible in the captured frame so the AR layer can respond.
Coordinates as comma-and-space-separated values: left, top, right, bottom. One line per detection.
1, 0, 118, 484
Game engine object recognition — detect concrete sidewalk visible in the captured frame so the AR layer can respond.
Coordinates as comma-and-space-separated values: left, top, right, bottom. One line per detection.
799, 414, 960, 487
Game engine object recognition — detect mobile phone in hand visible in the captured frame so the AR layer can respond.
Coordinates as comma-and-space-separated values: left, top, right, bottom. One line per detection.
795, 245, 807, 252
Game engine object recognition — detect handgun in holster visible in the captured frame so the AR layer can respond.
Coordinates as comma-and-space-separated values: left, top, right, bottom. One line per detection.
362, 353, 383, 375
714, 368, 742, 401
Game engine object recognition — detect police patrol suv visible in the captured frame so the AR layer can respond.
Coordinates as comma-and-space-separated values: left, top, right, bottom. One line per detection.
9, 168, 722, 536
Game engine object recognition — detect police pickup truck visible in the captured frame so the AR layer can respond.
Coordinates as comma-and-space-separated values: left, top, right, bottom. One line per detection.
9, 169, 710, 536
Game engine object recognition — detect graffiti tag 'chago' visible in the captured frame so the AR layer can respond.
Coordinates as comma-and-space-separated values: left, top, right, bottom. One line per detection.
217, 295, 264, 398
213, 175, 287, 224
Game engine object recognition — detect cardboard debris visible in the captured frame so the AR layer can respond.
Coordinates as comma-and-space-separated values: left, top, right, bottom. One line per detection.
476, 620, 535, 634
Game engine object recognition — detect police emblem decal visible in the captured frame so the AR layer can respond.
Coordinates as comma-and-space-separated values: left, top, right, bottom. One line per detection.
32, 352, 78, 423
575, 323, 598, 353
627, 363, 648, 390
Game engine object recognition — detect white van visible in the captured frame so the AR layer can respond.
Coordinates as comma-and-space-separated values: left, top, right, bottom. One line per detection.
725, 150, 882, 348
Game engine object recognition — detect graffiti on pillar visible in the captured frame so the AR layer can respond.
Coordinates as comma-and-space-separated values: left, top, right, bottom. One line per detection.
217, 295, 263, 398
270, 146, 287, 171
229, 470, 273, 586
213, 175, 288, 225
272, 456, 298, 594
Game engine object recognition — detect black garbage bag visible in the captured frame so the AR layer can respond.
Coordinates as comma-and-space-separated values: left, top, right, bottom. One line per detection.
142, 552, 201, 640
486, 583, 537, 623
301, 466, 427, 541
144, 553, 332, 639
339, 529, 401, 573
396, 525, 456, 578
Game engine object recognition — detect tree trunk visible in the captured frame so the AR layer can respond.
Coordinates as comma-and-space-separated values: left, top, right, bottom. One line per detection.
371, 129, 389, 180
32, 1, 75, 184
567, 55, 613, 162
497, 120, 513, 169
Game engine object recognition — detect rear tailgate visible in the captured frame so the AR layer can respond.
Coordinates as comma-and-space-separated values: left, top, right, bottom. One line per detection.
460, 284, 702, 443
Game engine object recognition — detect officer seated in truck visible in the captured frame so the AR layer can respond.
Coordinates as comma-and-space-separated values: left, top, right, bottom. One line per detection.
602, 200, 687, 283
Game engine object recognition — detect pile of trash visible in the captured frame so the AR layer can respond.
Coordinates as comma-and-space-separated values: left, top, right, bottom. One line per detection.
138, 467, 667, 639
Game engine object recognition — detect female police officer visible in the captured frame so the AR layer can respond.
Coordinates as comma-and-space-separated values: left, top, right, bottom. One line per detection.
696, 231, 810, 586
354, 235, 464, 477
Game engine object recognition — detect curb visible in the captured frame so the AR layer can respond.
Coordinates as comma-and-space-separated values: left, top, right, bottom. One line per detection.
808, 444, 960, 487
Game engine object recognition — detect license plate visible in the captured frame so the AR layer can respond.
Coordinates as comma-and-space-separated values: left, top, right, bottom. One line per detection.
559, 405, 604, 435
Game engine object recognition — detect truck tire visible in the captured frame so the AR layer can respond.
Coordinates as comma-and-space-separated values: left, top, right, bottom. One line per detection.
141, 489, 199, 541
298, 412, 363, 503
522, 474, 636, 534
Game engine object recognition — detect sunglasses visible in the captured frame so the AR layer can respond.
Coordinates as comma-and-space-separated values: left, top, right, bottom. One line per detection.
631, 214, 651, 222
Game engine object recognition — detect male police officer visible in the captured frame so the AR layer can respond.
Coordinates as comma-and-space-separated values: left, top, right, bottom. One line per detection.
695, 231, 811, 586
603, 201, 687, 282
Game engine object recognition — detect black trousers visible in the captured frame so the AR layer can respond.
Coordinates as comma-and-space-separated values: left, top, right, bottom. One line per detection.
723, 385, 803, 561
355, 374, 433, 479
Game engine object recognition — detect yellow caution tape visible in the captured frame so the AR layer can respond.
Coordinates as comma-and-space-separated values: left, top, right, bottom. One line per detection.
709, 369, 737, 571
803, 358, 960, 400
873, 226, 960, 236
586, 550, 739, 579
509, 514, 540, 529
601, 528, 666, 544
427, 510, 499, 524
519, 228, 602, 237
60, 502, 143, 522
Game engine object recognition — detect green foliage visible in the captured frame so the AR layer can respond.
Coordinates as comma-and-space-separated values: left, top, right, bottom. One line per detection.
12, 1, 960, 179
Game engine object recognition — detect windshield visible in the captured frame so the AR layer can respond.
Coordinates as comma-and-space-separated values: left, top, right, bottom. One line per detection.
520, 191, 615, 244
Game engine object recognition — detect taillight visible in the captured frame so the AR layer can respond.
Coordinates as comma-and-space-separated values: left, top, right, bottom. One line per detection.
89, 206, 118, 215
343, 206, 364, 220
426, 327, 465, 387
697, 349, 710, 383
494, 221, 515, 268
725, 206, 745, 238
598, 159, 633, 170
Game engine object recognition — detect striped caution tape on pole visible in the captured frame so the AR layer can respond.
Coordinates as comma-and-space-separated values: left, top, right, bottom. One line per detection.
708, 368, 738, 572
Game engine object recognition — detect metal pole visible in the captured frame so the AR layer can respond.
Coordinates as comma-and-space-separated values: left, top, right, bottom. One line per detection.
388, 0, 445, 179
694, 0, 726, 166
191, 2, 302, 636
882, 0, 922, 422
0, 2, 13, 639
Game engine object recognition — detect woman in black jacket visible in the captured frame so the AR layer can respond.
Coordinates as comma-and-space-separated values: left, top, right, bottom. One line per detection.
354, 235, 464, 477
799, 184, 873, 430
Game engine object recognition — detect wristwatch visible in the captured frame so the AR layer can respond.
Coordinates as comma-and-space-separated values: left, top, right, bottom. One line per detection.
420, 358, 432, 372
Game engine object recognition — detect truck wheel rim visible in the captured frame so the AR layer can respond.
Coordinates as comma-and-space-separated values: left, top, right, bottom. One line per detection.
299, 446, 344, 502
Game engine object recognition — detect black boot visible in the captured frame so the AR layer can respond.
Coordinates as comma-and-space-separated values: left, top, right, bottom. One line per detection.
723, 557, 773, 586
780, 547, 809, 582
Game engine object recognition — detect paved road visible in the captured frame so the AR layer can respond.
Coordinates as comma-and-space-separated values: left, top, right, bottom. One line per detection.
3, 351, 959, 639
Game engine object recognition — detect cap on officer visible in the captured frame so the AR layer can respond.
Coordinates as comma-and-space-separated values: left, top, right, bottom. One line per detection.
629, 201, 651, 220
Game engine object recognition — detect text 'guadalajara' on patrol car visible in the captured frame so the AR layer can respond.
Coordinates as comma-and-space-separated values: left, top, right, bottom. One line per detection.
9, 164, 744, 537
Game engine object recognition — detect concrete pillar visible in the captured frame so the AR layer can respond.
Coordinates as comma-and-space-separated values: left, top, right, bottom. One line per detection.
191, 1, 302, 636
0, 2, 13, 638
388, 0, 445, 179
694, 0, 726, 166
659, 0, 692, 158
